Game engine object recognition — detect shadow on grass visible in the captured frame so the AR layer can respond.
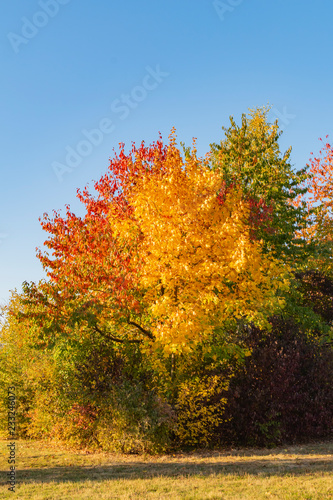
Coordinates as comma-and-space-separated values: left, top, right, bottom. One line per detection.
1, 456, 332, 485
181, 442, 333, 457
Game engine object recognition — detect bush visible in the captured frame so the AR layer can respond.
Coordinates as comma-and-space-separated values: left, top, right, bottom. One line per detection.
217, 316, 333, 447
295, 270, 333, 325
174, 375, 228, 448
25, 335, 175, 454
0, 318, 55, 439
2, 291, 332, 453
45, 380, 175, 454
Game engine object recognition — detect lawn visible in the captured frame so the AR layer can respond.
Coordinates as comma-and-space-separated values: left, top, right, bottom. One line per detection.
0, 439, 332, 499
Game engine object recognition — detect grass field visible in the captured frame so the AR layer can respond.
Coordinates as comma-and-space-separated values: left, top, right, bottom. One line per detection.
0, 439, 332, 499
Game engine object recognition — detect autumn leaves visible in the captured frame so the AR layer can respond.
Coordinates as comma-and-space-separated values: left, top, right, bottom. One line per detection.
3, 107, 333, 452
36, 112, 296, 354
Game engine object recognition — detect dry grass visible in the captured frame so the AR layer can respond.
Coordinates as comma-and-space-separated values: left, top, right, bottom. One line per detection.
0, 439, 332, 499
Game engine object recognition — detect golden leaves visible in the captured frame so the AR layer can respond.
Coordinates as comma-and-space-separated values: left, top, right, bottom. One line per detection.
122, 138, 289, 352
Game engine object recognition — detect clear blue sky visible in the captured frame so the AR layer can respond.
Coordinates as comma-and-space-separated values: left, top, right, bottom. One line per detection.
1, 0, 333, 304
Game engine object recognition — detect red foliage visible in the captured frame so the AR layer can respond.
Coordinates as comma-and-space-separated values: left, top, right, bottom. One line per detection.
36, 138, 168, 315
68, 403, 98, 431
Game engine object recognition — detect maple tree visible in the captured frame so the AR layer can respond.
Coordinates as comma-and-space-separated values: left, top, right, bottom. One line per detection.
32, 130, 289, 353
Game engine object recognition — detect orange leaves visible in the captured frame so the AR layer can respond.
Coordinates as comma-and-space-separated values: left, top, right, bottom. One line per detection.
126, 138, 288, 351
296, 139, 333, 245
308, 139, 333, 207
36, 130, 289, 352
36, 137, 171, 341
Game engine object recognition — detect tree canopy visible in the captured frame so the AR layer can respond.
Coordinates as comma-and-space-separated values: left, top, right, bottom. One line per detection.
31, 126, 290, 353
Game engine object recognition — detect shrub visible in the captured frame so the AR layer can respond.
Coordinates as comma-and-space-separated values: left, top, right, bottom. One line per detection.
26, 337, 175, 453
217, 316, 333, 447
295, 270, 333, 325
174, 375, 228, 448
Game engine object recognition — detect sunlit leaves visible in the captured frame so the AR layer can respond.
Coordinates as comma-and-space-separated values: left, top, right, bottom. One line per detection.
35, 128, 289, 353
126, 133, 289, 351
210, 107, 309, 264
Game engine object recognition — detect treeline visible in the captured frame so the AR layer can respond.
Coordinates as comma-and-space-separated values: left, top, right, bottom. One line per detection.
1, 107, 332, 452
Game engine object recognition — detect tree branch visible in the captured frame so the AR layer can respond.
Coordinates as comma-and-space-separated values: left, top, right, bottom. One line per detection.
127, 320, 155, 340
94, 325, 142, 343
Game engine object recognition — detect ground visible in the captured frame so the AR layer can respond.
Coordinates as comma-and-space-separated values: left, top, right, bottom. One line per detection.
0, 439, 332, 499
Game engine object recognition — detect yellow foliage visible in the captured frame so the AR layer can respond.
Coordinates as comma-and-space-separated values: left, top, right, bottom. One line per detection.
109, 134, 289, 353
175, 375, 228, 447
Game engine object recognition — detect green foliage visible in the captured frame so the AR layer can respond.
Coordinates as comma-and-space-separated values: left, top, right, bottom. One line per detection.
295, 270, 333, 328
2, 111, 333, 453
0, 298, 56, 439
210, 107, 309, 264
